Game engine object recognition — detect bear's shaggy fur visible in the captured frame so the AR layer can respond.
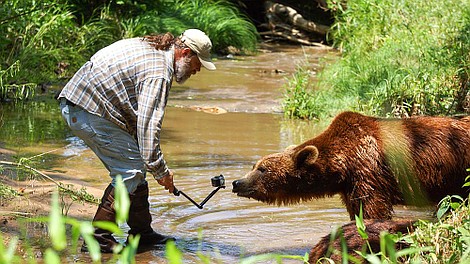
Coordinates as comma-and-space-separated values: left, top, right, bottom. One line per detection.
232, 111, 470, 220
308, 219, 415, 263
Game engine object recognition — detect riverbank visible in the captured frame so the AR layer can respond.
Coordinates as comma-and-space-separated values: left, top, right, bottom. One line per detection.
0, 145, 102, 259
283, 0, 469, 119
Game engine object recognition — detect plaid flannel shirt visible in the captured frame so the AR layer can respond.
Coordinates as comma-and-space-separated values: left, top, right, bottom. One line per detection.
58, 37, 174, 179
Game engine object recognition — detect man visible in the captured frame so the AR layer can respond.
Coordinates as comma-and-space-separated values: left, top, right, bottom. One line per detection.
57, 29, 216, 252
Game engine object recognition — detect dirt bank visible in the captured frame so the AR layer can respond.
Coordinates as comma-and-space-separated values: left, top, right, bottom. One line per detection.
0, 146, 103, 257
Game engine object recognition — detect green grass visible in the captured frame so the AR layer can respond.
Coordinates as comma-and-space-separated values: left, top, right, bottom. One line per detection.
0, 0, 115, 99
161, 0, 259, 53
405, 197, 470, 263
282, 65, 319, 120
0, 0, 259, 101
283, 0, 470, 119
0, 181, 19, 200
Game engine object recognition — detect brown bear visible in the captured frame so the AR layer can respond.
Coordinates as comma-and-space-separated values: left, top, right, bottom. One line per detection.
308, 219, 415, 263
232, 111, 470, 220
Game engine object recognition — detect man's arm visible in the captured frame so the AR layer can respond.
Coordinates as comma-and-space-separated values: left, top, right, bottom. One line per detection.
136, 78, 174, 192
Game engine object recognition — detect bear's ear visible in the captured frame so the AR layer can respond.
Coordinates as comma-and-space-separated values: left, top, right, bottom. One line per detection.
293, 145, 319, 167
284, 145, 297, 152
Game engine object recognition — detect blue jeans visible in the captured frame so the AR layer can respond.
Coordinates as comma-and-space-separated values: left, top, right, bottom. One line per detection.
60, 99, 146, 194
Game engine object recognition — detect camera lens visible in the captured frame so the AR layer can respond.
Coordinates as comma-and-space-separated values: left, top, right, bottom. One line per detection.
211, 175, 225, 187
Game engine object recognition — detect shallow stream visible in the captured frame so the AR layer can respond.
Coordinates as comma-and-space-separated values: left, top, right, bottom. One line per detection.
0, 44, 433, 263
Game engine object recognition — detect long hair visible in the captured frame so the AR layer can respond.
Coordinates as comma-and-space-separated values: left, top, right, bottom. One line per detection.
143, 32, 186, 50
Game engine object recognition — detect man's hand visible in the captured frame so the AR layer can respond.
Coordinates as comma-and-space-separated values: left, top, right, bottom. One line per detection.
156, 170, 175, 194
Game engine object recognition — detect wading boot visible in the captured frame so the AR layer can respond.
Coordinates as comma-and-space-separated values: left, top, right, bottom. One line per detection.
126, 183, 173, 251
82, 184, 120, 253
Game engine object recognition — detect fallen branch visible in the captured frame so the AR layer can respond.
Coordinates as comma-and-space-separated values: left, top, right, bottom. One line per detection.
265, 1, 330, 35
260, 31, 333, 49
0, 160, 99, 204
0, 211, 34, 217
0, 160, 60, 186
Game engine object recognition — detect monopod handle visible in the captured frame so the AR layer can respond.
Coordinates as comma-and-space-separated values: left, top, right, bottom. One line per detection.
173, 187, 203, 209
172, 175, 226, 209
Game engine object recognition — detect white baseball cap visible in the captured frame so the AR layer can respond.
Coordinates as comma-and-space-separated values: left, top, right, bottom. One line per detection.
180, 29, 216, 70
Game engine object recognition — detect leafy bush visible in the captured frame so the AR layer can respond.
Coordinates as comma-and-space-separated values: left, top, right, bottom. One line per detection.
0, 181, 19, 200
168, 0, 259, 53
0, 0, 115, 99
0, 0, 259, 101
282, 66, 319, 119
405, 197, 470, 263
283, 0, 470, 119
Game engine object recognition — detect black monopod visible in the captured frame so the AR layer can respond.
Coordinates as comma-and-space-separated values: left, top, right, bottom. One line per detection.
172, 175, 225, 209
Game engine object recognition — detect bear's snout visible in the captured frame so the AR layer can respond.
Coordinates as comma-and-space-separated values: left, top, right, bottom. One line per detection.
232, 178, 258, 199
232, 179, 251, 196
232, 180, 242, 192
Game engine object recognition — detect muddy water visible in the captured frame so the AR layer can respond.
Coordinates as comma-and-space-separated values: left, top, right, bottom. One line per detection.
0, 44, 433, 263
135, 108, 342, 263
129, 45, 343, 263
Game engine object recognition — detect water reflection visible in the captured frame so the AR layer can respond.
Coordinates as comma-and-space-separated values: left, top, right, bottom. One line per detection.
0, 96, 68, 147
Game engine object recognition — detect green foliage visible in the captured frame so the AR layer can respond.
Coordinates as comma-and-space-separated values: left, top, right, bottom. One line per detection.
0, 175, 136, 263
58, 183, 99, 205
0, 236, 21, 264
49, 191, 67, 252
104, 0, 259, 52
0, 182, 19, 200
437, 195, 464, 220
0, 61, 36, 100
405, 198, 470, 263
354, 205, 370, 245
0, 0, 115, 100
9, 155, 41, 181
464, 168, 470, 188
2, 152, 98, 208
0, 0, 259, 101
0, 99, 69, 146
284, 0, 470, 119
165, 240, 183, 264
168, 0, 259, 53
282, 66, 321, 119
239, 253, 309, 264
114, 175, 130, 225
437, 169, 470, 219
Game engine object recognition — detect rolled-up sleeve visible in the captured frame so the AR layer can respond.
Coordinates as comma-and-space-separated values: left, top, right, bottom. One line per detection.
137, 77, 171, 179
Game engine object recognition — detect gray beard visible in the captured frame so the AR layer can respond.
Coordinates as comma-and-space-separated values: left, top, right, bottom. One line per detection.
175, 57, 192, 84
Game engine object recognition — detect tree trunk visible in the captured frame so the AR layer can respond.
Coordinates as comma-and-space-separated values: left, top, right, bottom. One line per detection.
265, 1, 330, 35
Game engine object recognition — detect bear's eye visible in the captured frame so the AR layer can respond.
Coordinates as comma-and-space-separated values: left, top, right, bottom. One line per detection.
257, 166, 266, 173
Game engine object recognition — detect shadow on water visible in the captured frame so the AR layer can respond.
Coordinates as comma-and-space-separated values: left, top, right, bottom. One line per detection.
0, 44, 434, 263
